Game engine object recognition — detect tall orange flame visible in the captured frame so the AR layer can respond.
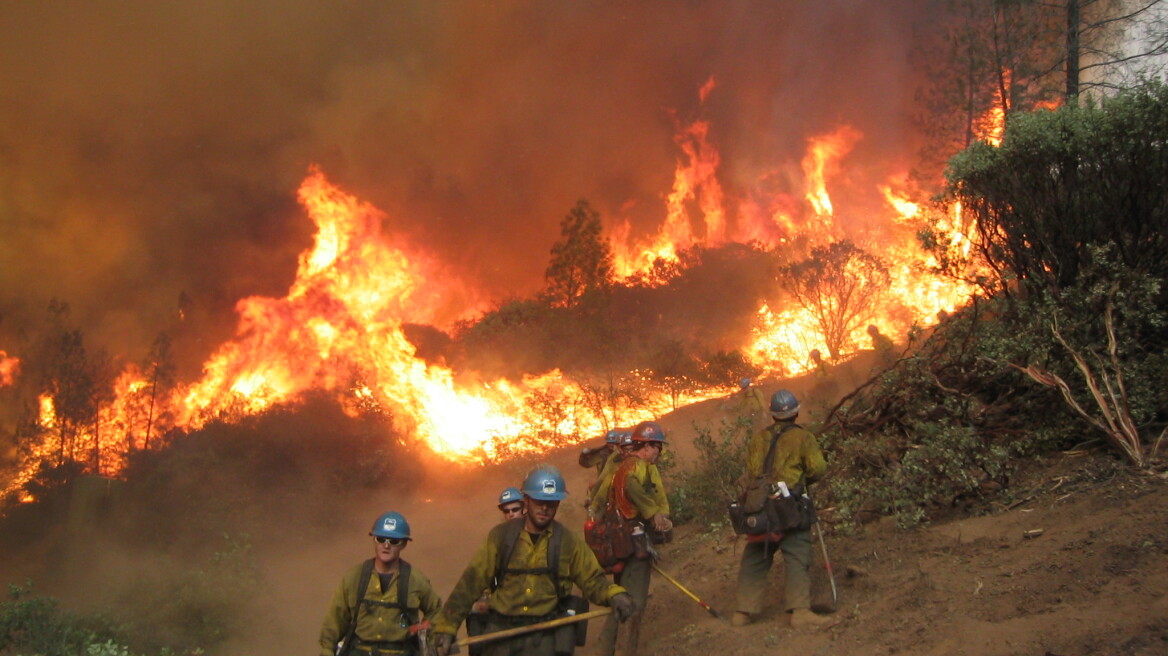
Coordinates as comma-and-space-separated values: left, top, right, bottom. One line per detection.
803, 126, 861, 226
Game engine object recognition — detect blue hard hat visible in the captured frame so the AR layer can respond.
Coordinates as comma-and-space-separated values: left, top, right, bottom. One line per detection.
370, 511, 412, 540
498, 486, 522, 507
521, 464, 568, 501
769, 389, 800, 419
631, 420, 667, 444
605, 429, 622, 445
740, 377, 752, 388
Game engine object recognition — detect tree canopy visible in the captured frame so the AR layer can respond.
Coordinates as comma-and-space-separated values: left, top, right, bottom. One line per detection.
944, 80, 1168, 296
780, 241, 891, 360
544, 199, 614, 309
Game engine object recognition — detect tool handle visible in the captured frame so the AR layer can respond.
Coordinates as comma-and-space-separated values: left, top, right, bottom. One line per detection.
454, 608, 612, 648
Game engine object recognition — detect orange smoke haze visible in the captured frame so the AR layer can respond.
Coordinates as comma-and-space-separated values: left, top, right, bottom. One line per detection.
0, 353, 17, 388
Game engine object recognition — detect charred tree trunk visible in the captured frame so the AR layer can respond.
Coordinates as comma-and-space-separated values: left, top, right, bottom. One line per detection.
1067, 0, 1081, 100
144, 373, 158, 451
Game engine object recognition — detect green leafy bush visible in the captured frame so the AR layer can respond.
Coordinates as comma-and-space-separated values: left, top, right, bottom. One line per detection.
0, 582, 141, 656
819, 295, 1077, 528
667, 416, 751, 528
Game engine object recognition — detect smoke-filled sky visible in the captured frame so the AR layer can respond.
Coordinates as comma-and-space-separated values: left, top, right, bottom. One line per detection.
0, 0, 939, 357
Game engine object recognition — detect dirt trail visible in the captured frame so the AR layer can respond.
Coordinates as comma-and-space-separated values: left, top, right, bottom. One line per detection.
621, 452, 1168, 656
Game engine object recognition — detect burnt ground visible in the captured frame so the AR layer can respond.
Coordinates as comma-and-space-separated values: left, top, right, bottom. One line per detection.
617, 450, 1168, 656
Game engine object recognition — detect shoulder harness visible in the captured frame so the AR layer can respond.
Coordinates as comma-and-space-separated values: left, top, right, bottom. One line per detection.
490, 517, 566, 599
353, 558, 419, 625
763, 422, 803, 487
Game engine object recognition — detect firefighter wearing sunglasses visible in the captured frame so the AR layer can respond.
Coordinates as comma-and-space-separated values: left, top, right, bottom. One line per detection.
319, 511, 442, 656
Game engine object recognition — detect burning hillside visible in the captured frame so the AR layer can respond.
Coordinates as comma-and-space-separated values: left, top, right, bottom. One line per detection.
1, 96, 984, 501
0, 1, 1001, 501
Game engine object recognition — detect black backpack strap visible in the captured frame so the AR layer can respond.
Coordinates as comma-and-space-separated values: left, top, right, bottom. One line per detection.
398, 561, 416, 623
491, 518, 525, 592
762, 423, 799, 478
339, 558, 375, 654
547, 521, 564, 599
490, 519, 566, 599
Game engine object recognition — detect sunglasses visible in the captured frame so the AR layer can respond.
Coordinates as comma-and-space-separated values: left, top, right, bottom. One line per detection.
374, 536, 406, 546
501, 505, 524, 516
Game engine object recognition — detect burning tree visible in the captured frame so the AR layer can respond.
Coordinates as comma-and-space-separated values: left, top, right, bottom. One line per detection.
780, 241, 891, 361
544, 199, 614, 309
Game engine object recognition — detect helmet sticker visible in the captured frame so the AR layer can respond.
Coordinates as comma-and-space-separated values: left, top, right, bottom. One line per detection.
383, 518, 397, 531
542, 479, 557, 494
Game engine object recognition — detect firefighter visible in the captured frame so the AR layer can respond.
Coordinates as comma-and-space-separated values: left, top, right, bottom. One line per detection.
471, 488, 528, 615
731, 390, 835, 630
595, 420, 673, 656
497, 486, 525, 520
586, 429, 637, 518
431, 465, 636, 656
867, 324, 897, 367
319, 511, 442, 656
579, 429, 621, 472
584, 429, 632, 510
736, 377, 769, 432
809, 349, 829, 377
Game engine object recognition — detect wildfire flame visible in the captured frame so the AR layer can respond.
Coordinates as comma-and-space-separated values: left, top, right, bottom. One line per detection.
5, 78, 990, 499
611, 78, 726, 280
803, 126, 861, 223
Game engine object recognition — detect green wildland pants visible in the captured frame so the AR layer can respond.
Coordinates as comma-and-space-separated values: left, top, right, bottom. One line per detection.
596, 557, 650, 655
735, 529, 813, 614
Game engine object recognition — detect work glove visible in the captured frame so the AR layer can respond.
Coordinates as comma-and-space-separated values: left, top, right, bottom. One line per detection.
610, 592, 637, 622
651, 512, 672, 533
432, 632, 454, 656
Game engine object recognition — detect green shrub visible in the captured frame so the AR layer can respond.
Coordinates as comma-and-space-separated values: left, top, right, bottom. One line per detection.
667, 416, 751, 528
0, 582, 142, 656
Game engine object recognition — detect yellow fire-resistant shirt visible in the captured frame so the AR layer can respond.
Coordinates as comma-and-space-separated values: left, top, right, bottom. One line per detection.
740, 387, 769, 416
586, 450, 622, 511
745, 421, 827, 488
588, 457, 669, 519
318, 560, 442, 656
432, 520, 625, 636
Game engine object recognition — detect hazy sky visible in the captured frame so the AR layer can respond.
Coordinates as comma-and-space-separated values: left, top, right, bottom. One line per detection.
0, 0, 934, 356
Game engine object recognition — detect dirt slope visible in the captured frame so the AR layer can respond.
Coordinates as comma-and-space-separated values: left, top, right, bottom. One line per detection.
620, 452, 1168, 656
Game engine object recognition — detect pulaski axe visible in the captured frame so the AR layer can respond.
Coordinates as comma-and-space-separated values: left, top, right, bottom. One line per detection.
454, 608, 612, 650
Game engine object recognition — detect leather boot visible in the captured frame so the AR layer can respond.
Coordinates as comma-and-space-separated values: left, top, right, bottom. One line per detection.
731, 611, 752, 627
789, 608, 836, 629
